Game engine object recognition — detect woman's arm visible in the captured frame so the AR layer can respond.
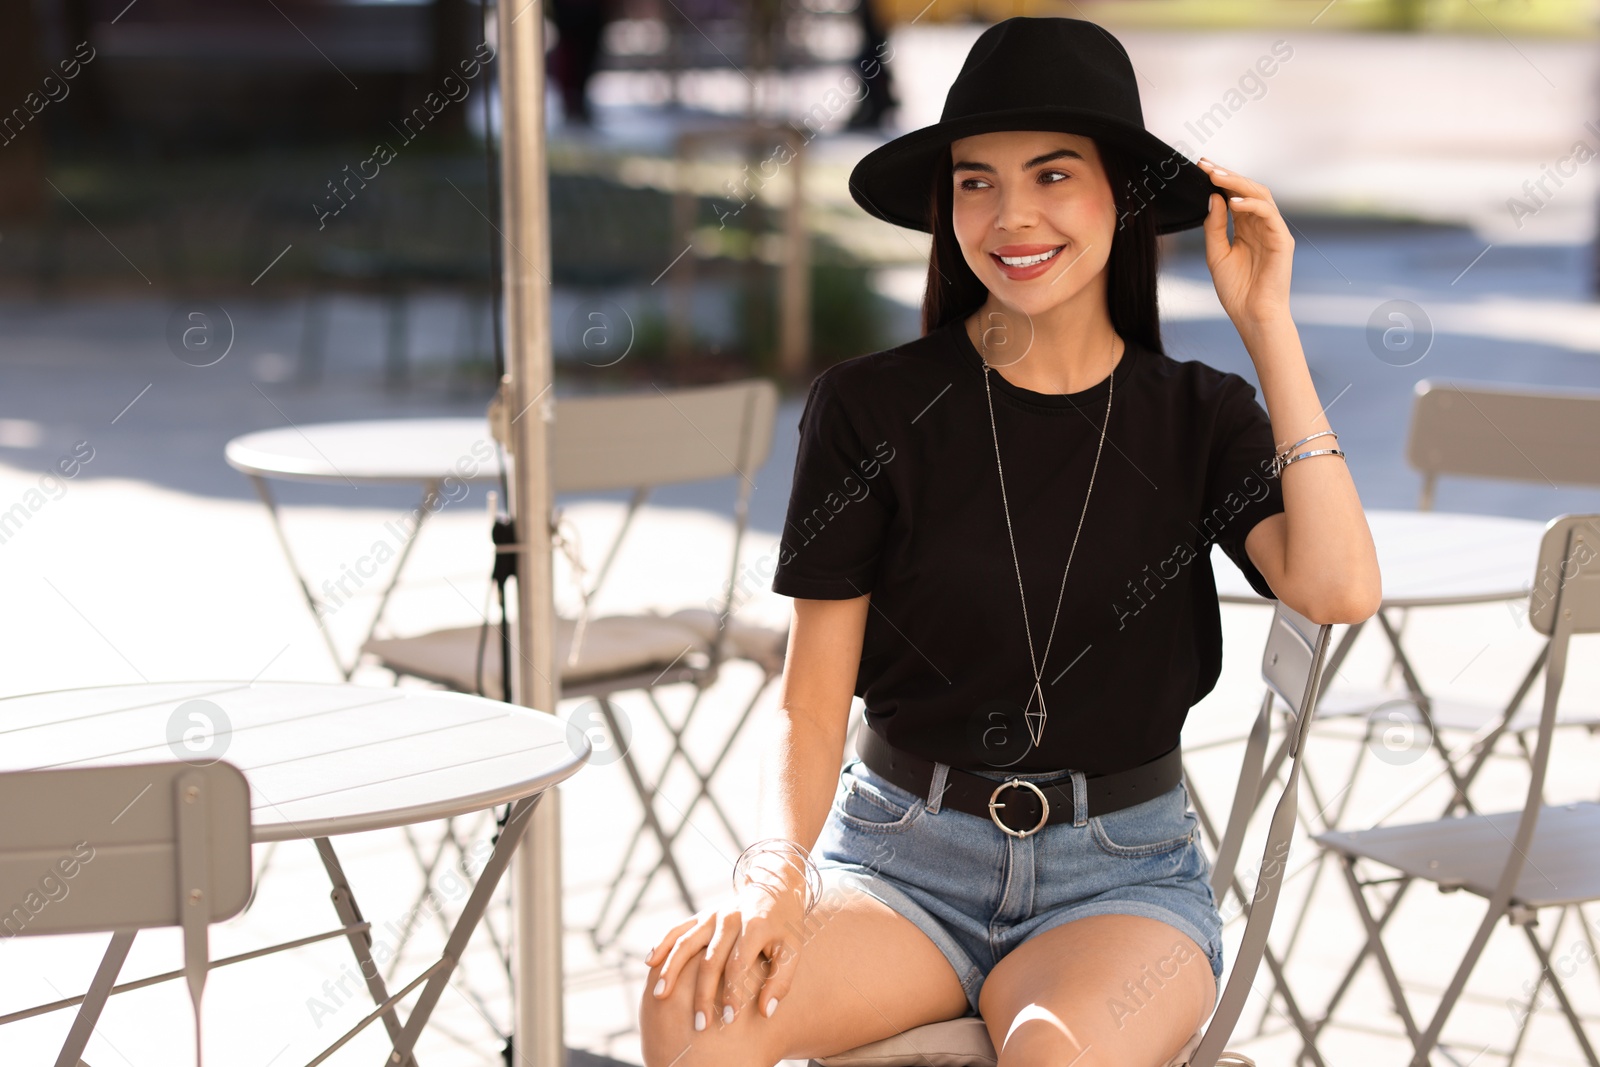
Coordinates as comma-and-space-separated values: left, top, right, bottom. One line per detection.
1236, 318, 1382, 624
646, 593, 869, 1024
1197, 158, 1383, 625
764, 593, 872, 865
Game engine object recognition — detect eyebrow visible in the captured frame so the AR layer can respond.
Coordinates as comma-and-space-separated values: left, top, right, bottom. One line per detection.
952, 147, 1085, 175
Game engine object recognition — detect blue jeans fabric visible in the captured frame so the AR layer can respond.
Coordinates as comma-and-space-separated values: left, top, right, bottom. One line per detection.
813, 755, 1226, 1017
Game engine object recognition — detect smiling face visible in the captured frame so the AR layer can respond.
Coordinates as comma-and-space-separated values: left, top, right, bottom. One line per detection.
949, 130, 1118, 321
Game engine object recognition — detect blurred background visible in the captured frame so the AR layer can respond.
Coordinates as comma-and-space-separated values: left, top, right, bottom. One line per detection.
5, 1, 1600, 1064
3, 0, 1600, 518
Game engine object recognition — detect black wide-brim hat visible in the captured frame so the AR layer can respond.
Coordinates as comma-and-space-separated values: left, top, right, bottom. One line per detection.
849, 16, 1218, 235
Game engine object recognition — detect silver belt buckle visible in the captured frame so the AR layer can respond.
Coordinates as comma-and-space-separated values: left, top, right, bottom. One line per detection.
987, 778, 1050, 838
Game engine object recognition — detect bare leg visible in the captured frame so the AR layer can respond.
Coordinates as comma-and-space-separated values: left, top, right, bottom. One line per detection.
980, 914, 1217, 1067
639, 875, 971, 1067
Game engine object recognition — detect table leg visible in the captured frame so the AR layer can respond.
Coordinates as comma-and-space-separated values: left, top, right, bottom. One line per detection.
249, 474, 351, 678
250, 475, 442, 682
386, 792, 545, 1062
1447, 640, 1551, 817
53, 929, 136, 1067
1373, 609, 1479, 814
313, 838, 418, 1066
357, 480, 440, 654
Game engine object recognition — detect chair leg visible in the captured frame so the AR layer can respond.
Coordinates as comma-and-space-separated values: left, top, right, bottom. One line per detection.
1334, 855, 1428, 1054
596, 696, 698, 913
53, 929, 136, 1067
1520, 914, 1600, 1067
596, 669, 778, 948
1299, 862, 1412, 1060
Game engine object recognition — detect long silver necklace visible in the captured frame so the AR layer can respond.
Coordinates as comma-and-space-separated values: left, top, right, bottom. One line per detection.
979, 328, 1117, 750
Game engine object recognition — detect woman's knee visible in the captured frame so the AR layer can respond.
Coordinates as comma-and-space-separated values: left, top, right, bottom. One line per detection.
638, 952, 785, 1067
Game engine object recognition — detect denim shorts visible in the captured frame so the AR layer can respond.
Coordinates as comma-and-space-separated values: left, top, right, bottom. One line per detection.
813, 755, 1225, 1017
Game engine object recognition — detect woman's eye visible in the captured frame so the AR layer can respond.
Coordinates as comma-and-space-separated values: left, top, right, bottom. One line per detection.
1040, 169, 1069, 184
957, 178, 989, 191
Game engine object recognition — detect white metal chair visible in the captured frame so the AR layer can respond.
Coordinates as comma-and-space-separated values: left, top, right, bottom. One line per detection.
363, 378, 786, 948
1311, 513, 1600, 1067
809, 599, 1333, 1067
0, 760, 252, 1067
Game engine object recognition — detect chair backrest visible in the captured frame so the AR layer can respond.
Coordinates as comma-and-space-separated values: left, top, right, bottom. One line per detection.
551, 378, 779, 494
549, 379, 781, 659
1206, 599, 1328, 901
0, 761, 252, 1061
1406, 379, 1600, 509
1490, 514, 1600, 909
1190, 599, 1331, 1067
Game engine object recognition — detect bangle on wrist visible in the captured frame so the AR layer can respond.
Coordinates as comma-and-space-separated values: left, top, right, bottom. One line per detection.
1273, 446, 1346, 477
733, 838, 822, 917
1274, 429, 1338, 460
1270, 428, 1342, 478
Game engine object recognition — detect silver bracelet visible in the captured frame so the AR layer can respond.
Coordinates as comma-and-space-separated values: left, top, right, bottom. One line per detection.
732, 838, 822, 917
1273, 446, 1346, 477
1274, 429, 1338, 463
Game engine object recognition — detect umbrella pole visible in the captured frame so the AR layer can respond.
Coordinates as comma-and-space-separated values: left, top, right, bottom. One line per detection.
496, 1, 565, 1065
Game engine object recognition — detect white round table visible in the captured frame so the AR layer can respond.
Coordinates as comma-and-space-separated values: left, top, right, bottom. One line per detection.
225, 417, 501, 486
0, 680, 580, 842
1212, 508, 1549, 822
224, 418, 502, 678
0, 681, 586, 1065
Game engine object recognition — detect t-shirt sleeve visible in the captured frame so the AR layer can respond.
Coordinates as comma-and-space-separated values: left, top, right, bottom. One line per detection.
770, 370, 896, 600
1200, 375, 1284, 600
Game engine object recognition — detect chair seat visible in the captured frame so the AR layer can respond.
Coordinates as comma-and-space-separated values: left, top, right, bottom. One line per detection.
1306, 686, 1600, 734
362, 611, 714, 692
660, 607, 789, 675
1316, 801, 1600, 908
811, 1019, 1220, 1067
362, 608, 790, 694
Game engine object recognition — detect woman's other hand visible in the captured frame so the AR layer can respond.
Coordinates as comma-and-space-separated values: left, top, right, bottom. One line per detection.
644, 866, 812, 1030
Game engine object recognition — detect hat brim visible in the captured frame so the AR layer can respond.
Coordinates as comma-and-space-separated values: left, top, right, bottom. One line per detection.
847, 108, 1218, 236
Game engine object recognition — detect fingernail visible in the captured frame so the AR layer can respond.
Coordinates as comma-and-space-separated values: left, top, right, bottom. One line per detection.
694, 1011, 706, 1032
722, 1004, 734, 1024
1214, 169, 1229, 176
653, 978, 665, 997
765, 997, 779, 1017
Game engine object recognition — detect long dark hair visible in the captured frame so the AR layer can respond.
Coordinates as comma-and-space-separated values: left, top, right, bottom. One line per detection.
920, 136, 1165, 357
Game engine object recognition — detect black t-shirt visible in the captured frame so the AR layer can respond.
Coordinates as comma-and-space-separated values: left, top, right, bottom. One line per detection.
769, 316, 1285, 774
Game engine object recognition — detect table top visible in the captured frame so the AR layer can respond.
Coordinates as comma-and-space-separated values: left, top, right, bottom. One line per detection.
225, 417, 500, 485
0, 681, 587, 843
1214, 508, 1547, 608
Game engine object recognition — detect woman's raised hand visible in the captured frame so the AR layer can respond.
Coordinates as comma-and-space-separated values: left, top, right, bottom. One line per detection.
1197, 157, 1295, 333
645, 864, 812, 1030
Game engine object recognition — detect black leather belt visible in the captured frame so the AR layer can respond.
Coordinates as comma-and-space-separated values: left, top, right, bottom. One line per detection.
856, 726, 1184, 837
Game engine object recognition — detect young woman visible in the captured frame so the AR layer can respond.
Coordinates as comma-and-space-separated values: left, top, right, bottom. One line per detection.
639, 17, 1380, 1067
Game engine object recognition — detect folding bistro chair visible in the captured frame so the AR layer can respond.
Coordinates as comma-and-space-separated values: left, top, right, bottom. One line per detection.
0, 760, 252, 1067
1313, 379, 1600, 815
809, 599, 1333, 1067
363, 378, 785, 949
1311, 513, 1600, 1067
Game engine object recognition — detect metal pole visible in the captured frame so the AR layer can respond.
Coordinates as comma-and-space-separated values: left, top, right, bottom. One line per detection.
496, 1, 565, 1065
